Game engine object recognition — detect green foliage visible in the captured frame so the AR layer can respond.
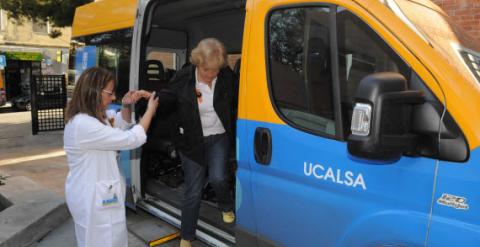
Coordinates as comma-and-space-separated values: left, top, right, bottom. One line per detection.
0, 0, 93, 27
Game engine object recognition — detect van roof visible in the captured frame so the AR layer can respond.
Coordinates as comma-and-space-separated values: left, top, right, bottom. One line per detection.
72, 0, 137, 38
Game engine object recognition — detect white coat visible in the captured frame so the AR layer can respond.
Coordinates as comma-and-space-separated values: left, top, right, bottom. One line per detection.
64, 110, 147, 247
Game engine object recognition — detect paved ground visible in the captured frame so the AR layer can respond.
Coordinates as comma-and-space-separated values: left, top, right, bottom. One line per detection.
0, 110, 68, 196
0, 110, 156, 246
31, 218, 149, 247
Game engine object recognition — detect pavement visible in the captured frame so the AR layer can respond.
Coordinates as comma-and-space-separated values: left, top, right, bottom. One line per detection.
0, 176, 69, 247
0, 111, 67, 196
0, 110, 185, 247
30, 218, 150, 247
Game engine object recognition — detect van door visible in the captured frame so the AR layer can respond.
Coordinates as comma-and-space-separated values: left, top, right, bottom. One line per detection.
129, 0, 189, 208
427, 128, 479, 246
127, 0, 148, 208
239, 2, 439, 246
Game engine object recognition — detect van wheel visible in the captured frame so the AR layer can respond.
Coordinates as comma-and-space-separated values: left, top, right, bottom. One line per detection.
25, 103, 32, 111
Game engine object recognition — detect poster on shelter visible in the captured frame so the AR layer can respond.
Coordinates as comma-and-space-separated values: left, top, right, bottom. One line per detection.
74, 46, 97, 82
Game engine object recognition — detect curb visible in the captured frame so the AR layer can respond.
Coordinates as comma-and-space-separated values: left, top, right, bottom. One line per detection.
0, 176, 70, 247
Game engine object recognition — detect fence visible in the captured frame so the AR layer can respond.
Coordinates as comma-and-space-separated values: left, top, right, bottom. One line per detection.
31, 75, 67, 135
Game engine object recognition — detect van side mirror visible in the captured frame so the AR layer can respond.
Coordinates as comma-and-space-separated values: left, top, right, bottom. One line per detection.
347, 72, 424, 163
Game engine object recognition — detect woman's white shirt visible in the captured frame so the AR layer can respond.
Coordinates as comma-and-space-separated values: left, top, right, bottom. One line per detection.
195, 68, 226, 137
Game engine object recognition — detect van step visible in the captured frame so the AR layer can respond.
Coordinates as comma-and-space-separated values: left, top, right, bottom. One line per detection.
127, 208, 210, 246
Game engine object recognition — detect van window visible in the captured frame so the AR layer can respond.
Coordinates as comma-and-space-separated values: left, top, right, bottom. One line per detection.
146, 50, 178, 83
336, 8, 410, 137
268, 7, 336, 136
267, 6, 410, 139
146, 50, 177, 70
69, 28, 133, 102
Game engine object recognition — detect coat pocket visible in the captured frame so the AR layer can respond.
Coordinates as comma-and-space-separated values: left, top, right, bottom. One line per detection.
95, 180, 122, 210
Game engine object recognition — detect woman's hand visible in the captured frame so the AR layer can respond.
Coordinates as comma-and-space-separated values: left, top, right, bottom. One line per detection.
121, 91, 136, 106
135, 90, 152, 100
121, 90, 152, 123
139, 92, 159, 131
122, 90, 152, 106
147, 91, 159, 114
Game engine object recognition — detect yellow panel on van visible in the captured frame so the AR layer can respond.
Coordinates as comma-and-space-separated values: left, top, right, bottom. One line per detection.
72, 0, 137, 38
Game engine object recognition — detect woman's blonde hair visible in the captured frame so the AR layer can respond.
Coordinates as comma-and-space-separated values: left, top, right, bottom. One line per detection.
190, 38, 227, 69
65, 67, 115, 124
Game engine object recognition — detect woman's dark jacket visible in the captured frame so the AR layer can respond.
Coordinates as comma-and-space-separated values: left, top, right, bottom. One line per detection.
158, 64, 238, 166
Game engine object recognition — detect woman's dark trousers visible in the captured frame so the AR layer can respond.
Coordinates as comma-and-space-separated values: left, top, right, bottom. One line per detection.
179, 133, 233, 240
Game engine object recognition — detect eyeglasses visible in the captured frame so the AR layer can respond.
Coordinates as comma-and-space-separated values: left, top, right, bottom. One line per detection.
102, 89, 115, 96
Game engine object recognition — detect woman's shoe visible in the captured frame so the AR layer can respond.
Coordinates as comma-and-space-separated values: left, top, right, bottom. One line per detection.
180, 239, 191, 247
222, 211, 235, 223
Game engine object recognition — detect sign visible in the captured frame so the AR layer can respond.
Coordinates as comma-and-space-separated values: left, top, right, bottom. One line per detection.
74, 46, 97, 82
5, 52, 43, 61
0, 55, 6, 68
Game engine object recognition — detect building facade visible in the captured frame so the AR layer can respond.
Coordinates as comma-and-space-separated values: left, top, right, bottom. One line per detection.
0, 9, 71, 102
432, 0, 480, 41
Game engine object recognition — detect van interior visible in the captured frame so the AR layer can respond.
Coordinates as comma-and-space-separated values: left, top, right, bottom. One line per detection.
137, 0, 245, 244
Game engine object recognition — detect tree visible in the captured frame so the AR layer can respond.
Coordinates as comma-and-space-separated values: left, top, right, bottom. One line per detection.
0, 0, 93, 37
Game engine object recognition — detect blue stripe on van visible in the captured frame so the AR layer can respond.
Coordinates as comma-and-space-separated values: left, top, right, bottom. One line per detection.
428, 147, 480, 246
236, 118, 480, 246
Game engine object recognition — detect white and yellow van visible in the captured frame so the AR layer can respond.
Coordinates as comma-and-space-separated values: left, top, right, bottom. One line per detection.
71, 0, 480, 246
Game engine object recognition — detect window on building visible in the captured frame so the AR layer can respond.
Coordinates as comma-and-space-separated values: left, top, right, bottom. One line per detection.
33, 20, 49, 34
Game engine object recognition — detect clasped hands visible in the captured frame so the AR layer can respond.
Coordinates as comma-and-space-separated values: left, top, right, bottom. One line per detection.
121, 90, 153, 106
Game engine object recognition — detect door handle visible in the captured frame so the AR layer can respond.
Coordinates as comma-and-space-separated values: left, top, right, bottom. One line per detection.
254, 127, 272, 165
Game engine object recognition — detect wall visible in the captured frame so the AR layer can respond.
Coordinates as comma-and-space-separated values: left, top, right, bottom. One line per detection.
0, 10, 71, 75
432, 0, 480, 41
0, 11, 71, 48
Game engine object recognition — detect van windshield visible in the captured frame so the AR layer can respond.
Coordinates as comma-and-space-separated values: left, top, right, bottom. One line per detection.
384, 0, 480, 84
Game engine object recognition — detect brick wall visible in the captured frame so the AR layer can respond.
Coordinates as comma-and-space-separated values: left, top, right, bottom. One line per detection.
432, 0, 480, 41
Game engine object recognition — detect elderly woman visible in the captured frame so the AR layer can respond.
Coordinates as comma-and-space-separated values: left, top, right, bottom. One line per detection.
64, 67, 159, 247
159, 38, 238, 247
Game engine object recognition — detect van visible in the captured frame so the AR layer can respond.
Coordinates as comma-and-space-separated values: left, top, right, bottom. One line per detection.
72, 0, 480, 246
